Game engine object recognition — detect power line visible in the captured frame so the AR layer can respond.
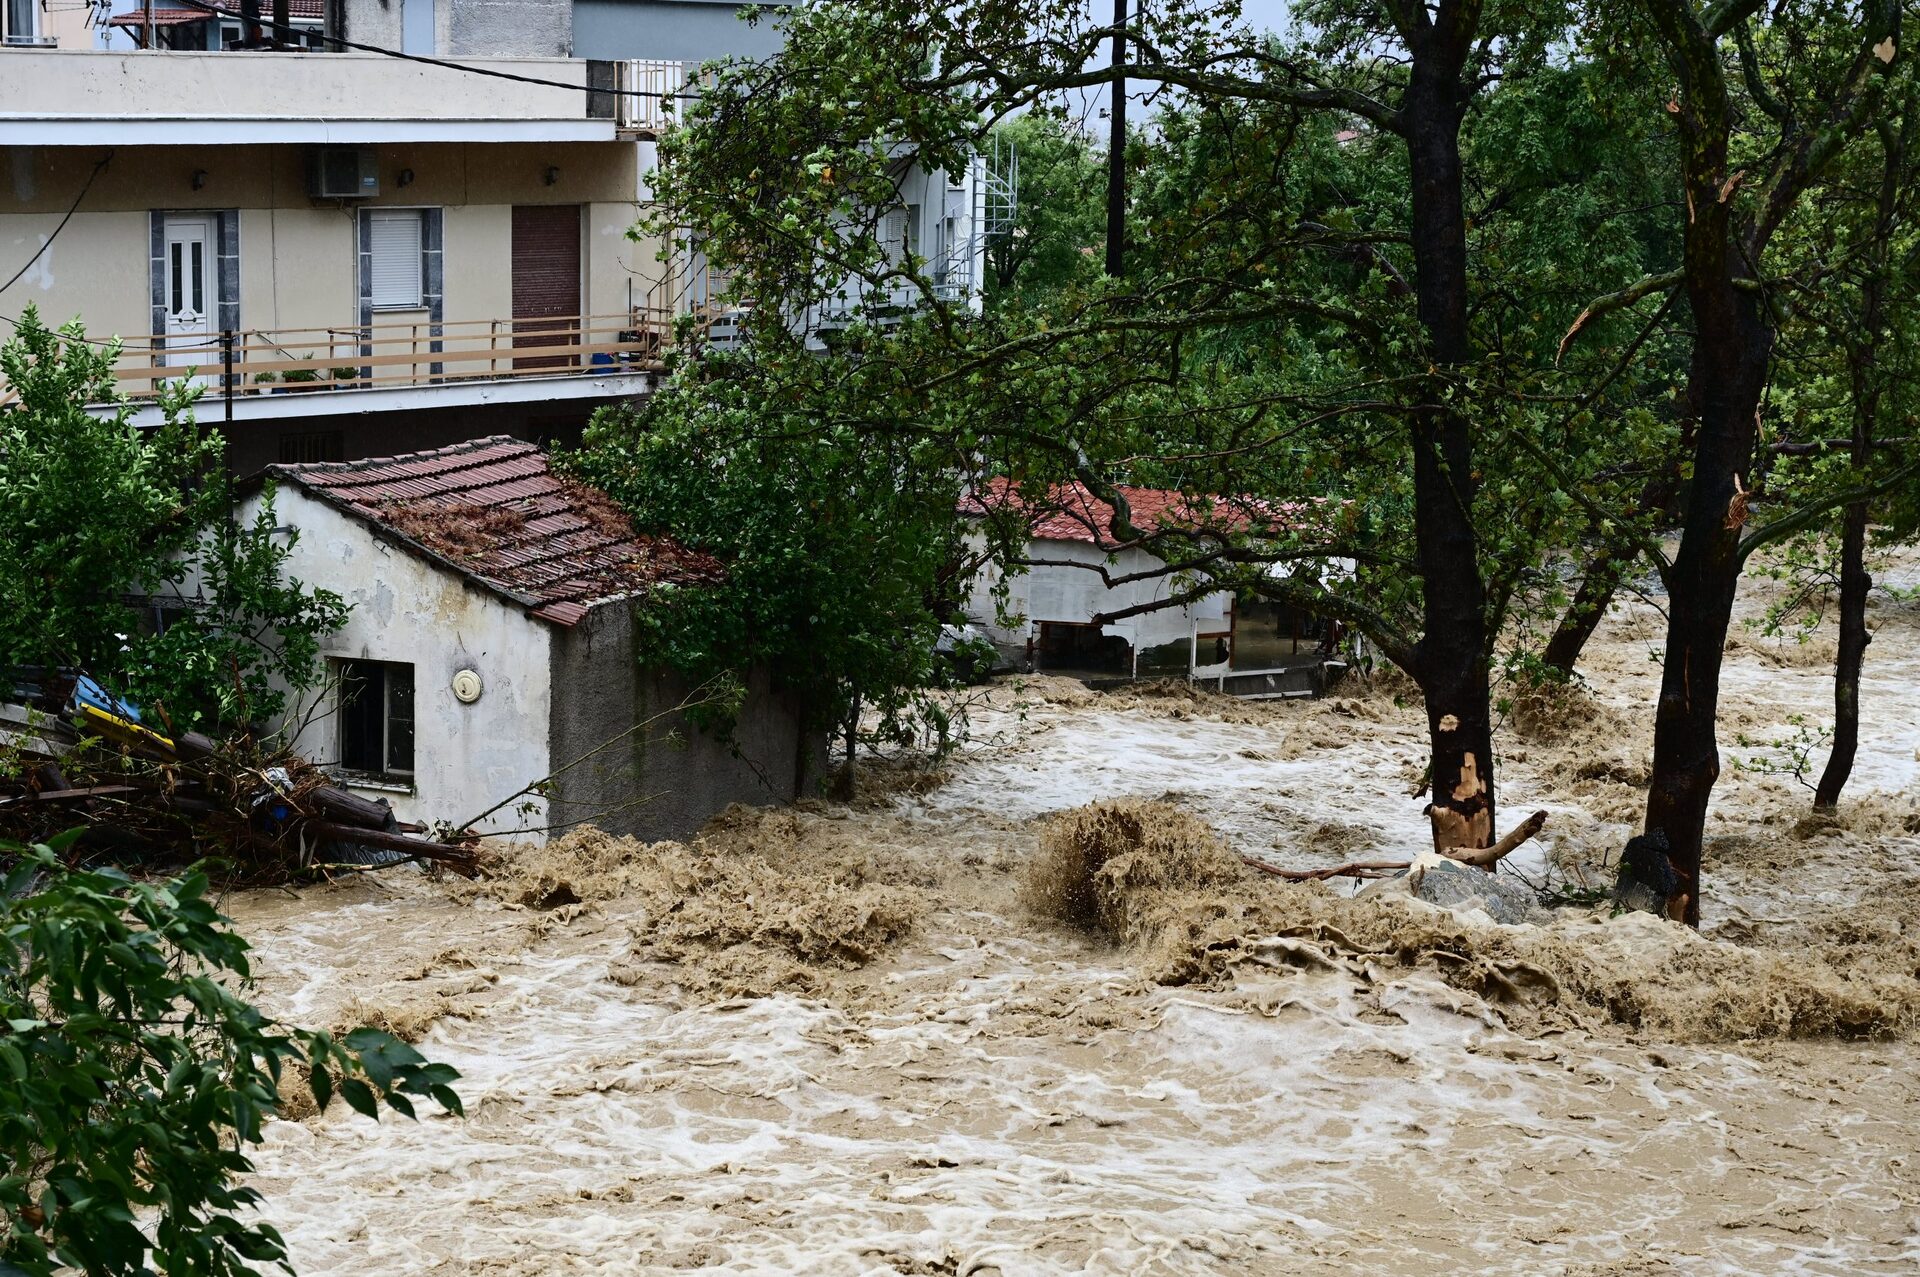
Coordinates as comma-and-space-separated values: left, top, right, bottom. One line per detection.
0, 151, 115, 301
162, 0, 705, 102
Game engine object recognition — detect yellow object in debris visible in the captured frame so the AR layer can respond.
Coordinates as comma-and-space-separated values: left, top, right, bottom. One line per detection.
75, 702, 175, 754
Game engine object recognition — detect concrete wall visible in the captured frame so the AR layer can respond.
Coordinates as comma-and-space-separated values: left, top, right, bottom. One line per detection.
250, 486, 557, 836
547, 600, 819, 841
342, 0, 572, 55
449, 0, 569, 55
1, 49, 595, 121
1, 141, 644, 344
223, 388, 636, 476
571, 0, 784, 61
964, 533, 1234, 673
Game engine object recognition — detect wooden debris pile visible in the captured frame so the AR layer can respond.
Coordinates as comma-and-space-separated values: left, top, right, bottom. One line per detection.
1, 688, 475, 883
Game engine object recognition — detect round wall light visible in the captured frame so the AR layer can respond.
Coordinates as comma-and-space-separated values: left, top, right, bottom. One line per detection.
451, 668, 484, 704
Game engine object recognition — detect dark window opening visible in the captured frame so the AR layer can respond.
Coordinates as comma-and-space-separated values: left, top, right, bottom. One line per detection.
1033, 622, 1131, 676
337, 659, 414, 780
279, 430, 345, 464
1232, 600, 1330, 670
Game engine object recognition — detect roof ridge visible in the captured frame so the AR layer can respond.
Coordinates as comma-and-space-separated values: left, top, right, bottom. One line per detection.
273, 434, 528, 478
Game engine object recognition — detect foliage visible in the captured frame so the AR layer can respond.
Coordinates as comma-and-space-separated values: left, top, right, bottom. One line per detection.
981, 111, 1108, 304
0, 834, 461, 1276
119, 492, 349, 734
563, 354, 977, 754
640, 0, 1694, 687
0, 309, 344, 733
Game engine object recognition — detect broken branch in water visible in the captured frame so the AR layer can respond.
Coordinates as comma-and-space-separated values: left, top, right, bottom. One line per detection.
1443, 810, 1550, 868
1241, 811, 1549, 882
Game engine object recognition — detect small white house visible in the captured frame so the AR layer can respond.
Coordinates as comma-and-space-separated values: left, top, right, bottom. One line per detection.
241, 435, 818, 840
961, 479, 1342, 688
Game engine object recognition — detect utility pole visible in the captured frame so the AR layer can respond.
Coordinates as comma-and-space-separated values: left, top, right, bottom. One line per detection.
142, 0, 153, 49
1104, 0, 1126, 277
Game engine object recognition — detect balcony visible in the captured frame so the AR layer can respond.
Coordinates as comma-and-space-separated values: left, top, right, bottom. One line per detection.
0, 48, 618, 145
0, 311, 678, 426
0, 296, 763, 425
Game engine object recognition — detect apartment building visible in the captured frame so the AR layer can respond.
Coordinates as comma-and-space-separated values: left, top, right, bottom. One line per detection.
1, 47, 671, 471
1, 0, 992, 471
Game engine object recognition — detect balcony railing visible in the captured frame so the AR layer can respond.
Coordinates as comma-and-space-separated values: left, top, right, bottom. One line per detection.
0, 312, 671, 410
0, 287, 760, 413
613, 59, 724, 137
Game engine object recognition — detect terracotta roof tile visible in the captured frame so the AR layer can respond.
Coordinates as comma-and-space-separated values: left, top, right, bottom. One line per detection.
960, 477, 1293, 549
267, 436, 722, 627
110, 0, 324, 22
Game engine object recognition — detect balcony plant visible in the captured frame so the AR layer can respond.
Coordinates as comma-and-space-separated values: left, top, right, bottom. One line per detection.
281, 361, 323, 392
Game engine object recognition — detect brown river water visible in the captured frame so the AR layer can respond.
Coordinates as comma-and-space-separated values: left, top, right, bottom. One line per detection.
224, 562, 1920, 1275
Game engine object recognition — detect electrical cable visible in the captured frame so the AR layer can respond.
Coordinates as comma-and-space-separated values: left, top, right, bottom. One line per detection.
0, 150, 115, 301
163, 0, 705, 101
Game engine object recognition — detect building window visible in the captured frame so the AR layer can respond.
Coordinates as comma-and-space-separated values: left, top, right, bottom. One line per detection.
367, 209, 425, 310
337, 659, 415, 780
3, 0, 44, 45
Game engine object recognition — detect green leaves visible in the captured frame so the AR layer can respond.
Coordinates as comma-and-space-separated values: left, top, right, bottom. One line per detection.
0, 840, 462, 1277
0, 312, 346, 736
565, 351, 973, 754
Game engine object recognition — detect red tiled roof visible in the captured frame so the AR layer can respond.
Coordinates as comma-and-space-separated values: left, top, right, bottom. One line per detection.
960, 477, 1283, 549
110, 0, 323, 23
109, 8, 219, 23
264, 436, 723, 626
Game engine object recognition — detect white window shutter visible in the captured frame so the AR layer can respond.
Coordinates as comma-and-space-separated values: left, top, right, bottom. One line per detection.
369, 211, 424, 309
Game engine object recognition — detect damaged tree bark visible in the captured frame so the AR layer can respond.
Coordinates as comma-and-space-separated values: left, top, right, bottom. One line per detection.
1399, 0, 1501, 859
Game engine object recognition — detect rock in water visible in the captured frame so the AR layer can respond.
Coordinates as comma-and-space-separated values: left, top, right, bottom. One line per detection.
1613, 830, 1681, 917
1410, 859, 1544, 924
1361, 856, 1544, 925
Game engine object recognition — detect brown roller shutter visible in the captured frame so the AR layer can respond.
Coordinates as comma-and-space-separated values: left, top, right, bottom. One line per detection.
512, 204, 582, 370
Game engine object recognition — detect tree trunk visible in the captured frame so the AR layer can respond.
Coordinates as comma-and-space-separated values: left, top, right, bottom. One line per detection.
1542, 548, 1621, 677
1814, 110, 1902, 809
832, 696, 860, 802
1641, 261, 1771, 928
1814, 499, 1870, 809
1402, 42, 1497, 854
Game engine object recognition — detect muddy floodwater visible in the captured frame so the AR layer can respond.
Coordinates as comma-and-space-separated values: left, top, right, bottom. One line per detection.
226, 565, 1920, 1275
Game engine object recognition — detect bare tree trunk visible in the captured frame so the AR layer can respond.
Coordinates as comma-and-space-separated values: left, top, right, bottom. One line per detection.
1542, 549, 1622, 677
1635, 4, 1779, 928
1814, 500, 1870, 809
832, 696, 859, 802
1814, 113, 1903, 808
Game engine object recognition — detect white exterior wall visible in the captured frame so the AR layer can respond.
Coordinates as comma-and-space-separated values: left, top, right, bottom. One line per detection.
243, 486, 555, 837
965, 534, 1234, 674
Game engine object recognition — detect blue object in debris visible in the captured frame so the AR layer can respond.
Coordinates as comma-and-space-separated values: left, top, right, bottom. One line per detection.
72, 675, 143, 724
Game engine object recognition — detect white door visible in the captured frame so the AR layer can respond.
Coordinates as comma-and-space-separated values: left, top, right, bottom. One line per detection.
162, 215, 218, 378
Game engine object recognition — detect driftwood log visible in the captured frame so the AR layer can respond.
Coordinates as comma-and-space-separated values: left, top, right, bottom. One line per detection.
1247, 809, 1551, 882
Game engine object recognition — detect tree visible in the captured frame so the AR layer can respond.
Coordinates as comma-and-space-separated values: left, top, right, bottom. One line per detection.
643, 0, 1688, 858
0, 309, 344, 733
564, 354, 977, 790
982, 111, 1107, 303
1, 835, 461, 1276
1602, 0, 1907, 922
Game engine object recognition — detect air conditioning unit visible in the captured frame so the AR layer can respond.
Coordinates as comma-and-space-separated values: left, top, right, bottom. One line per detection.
308, 148, 380, 200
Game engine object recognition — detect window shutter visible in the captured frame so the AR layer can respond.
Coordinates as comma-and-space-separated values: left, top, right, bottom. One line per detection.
369, 211, 424, 309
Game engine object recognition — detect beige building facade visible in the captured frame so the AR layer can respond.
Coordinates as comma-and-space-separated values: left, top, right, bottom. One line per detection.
1, 49, 675, 470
